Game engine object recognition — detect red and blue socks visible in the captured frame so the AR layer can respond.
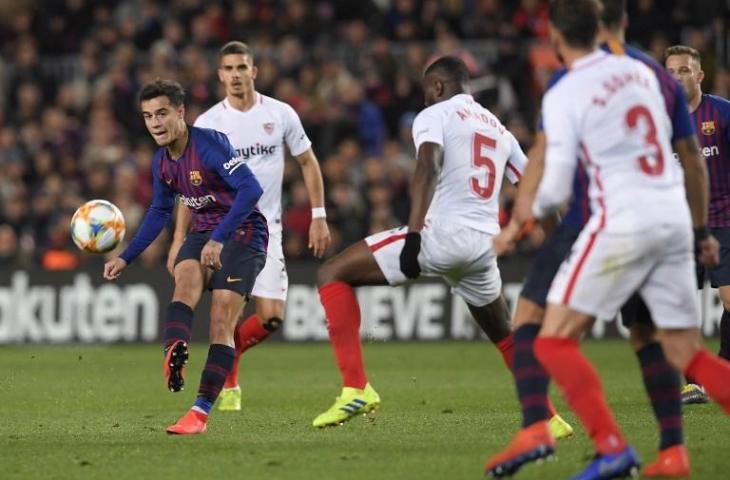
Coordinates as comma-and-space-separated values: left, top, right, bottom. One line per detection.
535, 337, 626, 455
193, 344, 235, 416
163, 301, 194, 348
636, 342, 683, 450
684, 348, 730, 415
319, 281, 368, 389
513, 324, 553, 428
224, 314, 282, 389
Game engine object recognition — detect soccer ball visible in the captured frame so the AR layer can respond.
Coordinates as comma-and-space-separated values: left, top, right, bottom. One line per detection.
70, 200, 126, 253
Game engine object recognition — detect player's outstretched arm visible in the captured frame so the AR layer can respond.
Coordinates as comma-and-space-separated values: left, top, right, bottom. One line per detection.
296, 148, 331, 258
111, 158, 176, 276
400, 142, 442, 279
674, 135, 720, 266
167, 204, 191, 276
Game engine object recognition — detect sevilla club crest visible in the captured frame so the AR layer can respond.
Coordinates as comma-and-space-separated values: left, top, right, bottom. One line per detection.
701, 121, 715, 136
263, 122, 275, 135
189, 170, 202, 186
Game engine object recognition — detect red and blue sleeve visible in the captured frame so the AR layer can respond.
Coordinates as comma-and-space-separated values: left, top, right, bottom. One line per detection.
119, 154, 176, 264
202, 131, 263, 243
668, 79, 696, 142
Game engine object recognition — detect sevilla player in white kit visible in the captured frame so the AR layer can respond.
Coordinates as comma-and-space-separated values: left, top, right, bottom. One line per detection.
312, 56, 570, 431
497, 2, 730, 478
169, 41, 331, 411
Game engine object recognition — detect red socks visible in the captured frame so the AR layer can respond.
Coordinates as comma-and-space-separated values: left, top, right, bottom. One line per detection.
496, 336, 514, 369
535, 337, 626, 454
319, 281, 368, 389
684, 348, 730, 415
223, 314, 273, 389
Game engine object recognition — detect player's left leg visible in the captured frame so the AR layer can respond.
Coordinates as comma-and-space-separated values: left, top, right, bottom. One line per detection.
167, 243, 266, 435
622, 297, 688, 478
218, 296, 284, 412
534, 305, 640, 479
311, 234, 392, 427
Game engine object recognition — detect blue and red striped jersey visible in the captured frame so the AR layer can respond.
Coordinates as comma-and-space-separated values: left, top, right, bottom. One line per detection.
692, 94, 730, 227
538, 41, 695, 229
120, 126, 268, 264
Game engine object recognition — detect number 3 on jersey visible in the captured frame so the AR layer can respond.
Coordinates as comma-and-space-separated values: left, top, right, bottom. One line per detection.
470, 132, 497, 199
626, 105, 664, 176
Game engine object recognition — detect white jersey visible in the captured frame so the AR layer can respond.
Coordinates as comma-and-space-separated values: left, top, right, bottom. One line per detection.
536, 50, 690, 233
194, 93, 312, 235
412, 93, 526, 234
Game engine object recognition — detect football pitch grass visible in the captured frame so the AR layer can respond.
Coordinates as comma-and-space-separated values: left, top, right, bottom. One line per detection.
1, 340, 725, 479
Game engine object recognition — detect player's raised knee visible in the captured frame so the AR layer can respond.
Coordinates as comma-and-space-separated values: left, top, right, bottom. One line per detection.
317, 259, 342, 287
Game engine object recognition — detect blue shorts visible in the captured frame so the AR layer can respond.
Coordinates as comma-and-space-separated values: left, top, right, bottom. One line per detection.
175, 231, 266, 298
619, 293, 654, 328
697, 227, 730, 288
520, 223, 581, 308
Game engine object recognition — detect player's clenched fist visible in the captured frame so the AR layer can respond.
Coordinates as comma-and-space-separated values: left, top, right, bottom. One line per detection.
104, 257, 128, 280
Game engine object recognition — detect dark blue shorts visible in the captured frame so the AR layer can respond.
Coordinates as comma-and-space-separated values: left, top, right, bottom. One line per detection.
619, 293, 654, 328
696, 227, 730, 288
520, 223, 581, 308
175, 231, 266, 298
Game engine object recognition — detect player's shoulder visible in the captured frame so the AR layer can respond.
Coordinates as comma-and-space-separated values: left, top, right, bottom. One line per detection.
705, 94, 730, 115
190, 125, 233, 153
194, 100, 226, 126
258, 93, 300, 116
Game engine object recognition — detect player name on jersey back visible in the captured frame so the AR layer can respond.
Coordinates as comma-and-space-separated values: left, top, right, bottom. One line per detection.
542, 51, 690, 233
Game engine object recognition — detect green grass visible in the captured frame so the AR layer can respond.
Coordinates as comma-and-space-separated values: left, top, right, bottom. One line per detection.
0, 340, 725, 479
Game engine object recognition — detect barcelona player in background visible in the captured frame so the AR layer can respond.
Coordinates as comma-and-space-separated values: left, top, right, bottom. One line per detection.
666, 45, 730, 405
104, 79, 268, 435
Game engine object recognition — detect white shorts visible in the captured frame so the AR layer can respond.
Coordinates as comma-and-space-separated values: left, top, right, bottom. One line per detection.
251, 232, 288, 301
548, 222, 700, 329
365, 221, 502, 307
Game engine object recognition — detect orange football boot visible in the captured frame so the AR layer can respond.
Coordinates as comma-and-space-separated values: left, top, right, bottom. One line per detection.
166, 409, 208, 435
164, 340, 188, 392
485, 421, 555, 477
643, 445, 691, 478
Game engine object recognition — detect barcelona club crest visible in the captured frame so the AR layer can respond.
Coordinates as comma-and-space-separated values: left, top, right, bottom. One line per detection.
701, 121, 715, 136
263, 122, 275, 135
189, 170, 202, 186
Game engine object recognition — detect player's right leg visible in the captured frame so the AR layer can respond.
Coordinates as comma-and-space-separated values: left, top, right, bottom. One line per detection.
163, 233, 208, 392
621, 296, 688, 477
312, 231, 396, 427
485, 226, 579, 477
219, 235, 288, 411
639, 226, 730, 417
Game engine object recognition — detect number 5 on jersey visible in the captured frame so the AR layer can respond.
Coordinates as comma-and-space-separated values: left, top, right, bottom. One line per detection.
471, 132, 497, 199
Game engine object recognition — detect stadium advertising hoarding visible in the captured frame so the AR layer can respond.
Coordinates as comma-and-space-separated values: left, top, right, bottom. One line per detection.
0, 262, 724, 344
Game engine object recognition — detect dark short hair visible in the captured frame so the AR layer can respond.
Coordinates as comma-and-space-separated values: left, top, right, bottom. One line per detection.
138, 79, 186, 106
600, 0, 626, 31
664, 45, 701, 64
219, 41, 254, 62
549, 0, 602, 49
424, 56, 470, 84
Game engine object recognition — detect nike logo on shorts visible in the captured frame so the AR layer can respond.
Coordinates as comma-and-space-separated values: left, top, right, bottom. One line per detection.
227, 276, 243, 283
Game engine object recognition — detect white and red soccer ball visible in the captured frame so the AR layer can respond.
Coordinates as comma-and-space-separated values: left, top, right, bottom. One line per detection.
70, 200, 126, 253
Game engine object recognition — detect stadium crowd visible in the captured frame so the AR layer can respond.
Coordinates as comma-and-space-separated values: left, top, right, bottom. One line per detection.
0, 0, 728, 269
